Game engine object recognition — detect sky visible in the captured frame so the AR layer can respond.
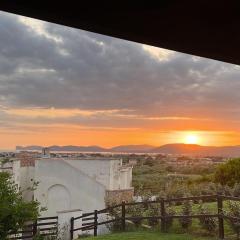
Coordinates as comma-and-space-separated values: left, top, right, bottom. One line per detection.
0, 11, 240, 149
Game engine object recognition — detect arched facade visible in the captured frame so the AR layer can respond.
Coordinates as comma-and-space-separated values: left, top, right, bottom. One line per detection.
47, 184, 71, 214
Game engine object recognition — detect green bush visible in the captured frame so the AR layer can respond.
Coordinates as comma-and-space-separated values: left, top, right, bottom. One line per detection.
146, 204, 160, 226
179, 201, 192, 231
214, 158, 240, 187
198, 204, 217, 234
226, 201, 240, 239
0, 172, 41, 240
126, 204, 143, 227
164, 207, 176, 232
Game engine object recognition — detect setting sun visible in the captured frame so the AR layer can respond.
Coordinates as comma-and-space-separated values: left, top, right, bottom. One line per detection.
185, 134, 199, 144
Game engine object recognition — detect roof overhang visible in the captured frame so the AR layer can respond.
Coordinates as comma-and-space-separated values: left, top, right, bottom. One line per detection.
0, 1, 239, 65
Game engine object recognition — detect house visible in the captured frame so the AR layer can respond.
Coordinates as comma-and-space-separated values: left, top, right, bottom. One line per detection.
7, 150, 134, 217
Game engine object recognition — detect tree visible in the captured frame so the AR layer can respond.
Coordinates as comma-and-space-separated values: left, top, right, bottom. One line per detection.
0, 172, 41, 239
214, 158, 240, 187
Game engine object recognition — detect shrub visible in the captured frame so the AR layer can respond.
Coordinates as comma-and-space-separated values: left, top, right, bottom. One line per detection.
0, 172, 41, 240
164, 206, 176, 232
179, 201, 192, 230
198, 204, 217, 234
146, 205, 160, 226
226, 201, 240, 239
105, 204, 122, 232
126, 204, 143, 227
214, 158, 240, 187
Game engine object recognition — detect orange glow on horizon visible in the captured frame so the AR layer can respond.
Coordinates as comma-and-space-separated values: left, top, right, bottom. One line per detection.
184, 134, 199, 144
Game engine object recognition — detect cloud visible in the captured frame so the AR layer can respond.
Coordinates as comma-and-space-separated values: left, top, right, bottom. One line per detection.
142, 45, 174, 61
0, 10, 240, 135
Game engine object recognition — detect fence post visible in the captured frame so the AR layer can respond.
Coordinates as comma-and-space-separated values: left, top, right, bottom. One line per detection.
70, 217, 74, 240
160, 198, 166, 232
94, 210, 98, 237
121, 201, 126, 231
217, 194, 224, 240
32, 219, 37, 237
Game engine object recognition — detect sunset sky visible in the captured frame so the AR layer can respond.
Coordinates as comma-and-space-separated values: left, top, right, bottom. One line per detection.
1, 11, 240, 149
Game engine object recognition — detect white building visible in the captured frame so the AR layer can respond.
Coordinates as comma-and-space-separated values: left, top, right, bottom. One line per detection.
9, 152, 133, 217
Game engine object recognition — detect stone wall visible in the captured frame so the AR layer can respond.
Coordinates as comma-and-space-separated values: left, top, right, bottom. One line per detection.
17, 152, 37, 167
105, 188, 134, 205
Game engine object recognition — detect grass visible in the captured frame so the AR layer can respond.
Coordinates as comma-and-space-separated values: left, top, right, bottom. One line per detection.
83, 231, 215, 240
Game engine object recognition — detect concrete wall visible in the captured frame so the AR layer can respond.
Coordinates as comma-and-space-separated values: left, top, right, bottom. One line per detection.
34, 159, 106, 217
109, 161, 132, 190
64, 159, 112, 188
12, 160, 21, 187
64, 158, 132, 191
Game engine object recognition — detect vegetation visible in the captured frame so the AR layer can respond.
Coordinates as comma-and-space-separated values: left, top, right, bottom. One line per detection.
133, 156, 240, 200
198, 203, 217, 235
214, 158, 240, 187
81, 231, 215, 240
0, 172, 41, 240
179, 201, 192, 231
226, 201, 240, 239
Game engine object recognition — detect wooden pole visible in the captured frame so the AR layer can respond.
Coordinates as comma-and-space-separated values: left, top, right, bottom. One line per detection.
217, 194, 224, 240
32, 219, 37, 237
70, 217, 74, 240
94, 210, 98, 236
160, 198, 166, 232
121, 201, 126, 231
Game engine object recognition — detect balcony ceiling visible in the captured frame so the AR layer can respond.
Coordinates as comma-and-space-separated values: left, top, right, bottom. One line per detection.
0, 1, 240, 65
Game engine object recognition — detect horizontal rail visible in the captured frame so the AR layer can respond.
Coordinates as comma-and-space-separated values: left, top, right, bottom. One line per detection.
8, 235, 33, 240
164, 195, 218, 203
39, 232, 57, 237
74, 212, 94, 220
126, 216, 162, 221
82, 222, 94, 226
97, 204, 123, 214
0, 167, 12, 170
37, 221, 57, 226
38, 216, 58, 221
221, 195, 240, 201
223, 215, 240, 221
96, 218, 118, 226
124, 200, 160, 206
82, 217, 95, 221
13, 230, 33, 234
38, 226, 58, 232
74, 224, 95, 232
166, 214, 219, 219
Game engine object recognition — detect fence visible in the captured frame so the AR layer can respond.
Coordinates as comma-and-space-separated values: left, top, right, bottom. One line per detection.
71, 194, 240, 240
8, 216, 58, 239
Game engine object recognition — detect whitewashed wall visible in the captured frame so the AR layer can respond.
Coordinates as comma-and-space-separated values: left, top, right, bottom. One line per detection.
34, 159, 106, 217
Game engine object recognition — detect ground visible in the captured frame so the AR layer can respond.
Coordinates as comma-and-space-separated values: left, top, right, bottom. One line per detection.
83, 232, 215, 240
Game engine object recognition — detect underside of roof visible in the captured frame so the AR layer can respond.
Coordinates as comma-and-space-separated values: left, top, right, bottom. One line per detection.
0, 1, 240, 65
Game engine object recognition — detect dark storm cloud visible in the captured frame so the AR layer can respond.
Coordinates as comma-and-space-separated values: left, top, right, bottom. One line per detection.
0, 10, 240, 123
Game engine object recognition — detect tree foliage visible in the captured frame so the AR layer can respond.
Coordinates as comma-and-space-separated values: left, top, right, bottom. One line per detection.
214, 158, 240, 187
0, 172, 40, 239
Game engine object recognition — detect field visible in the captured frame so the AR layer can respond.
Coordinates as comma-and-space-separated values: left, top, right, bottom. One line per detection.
83, 231, 215, 240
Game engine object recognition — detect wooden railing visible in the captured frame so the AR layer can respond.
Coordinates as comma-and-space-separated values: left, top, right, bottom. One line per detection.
7, 216, 58, 239
71, 194, 240, 240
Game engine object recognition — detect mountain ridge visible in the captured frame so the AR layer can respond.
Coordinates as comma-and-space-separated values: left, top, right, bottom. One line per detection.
16, 143, 240, 156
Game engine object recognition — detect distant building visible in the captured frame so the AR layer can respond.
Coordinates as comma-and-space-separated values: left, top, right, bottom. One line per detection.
42, 147, 50, 158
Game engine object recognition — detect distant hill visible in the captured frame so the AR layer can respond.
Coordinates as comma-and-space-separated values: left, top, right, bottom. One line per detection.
110, 145, 154, 153
16, 143, 240, 156
16, 144, 155, 153
16, 145, 43, 151
151, 143, 240, 157
16, 145, 107, 152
